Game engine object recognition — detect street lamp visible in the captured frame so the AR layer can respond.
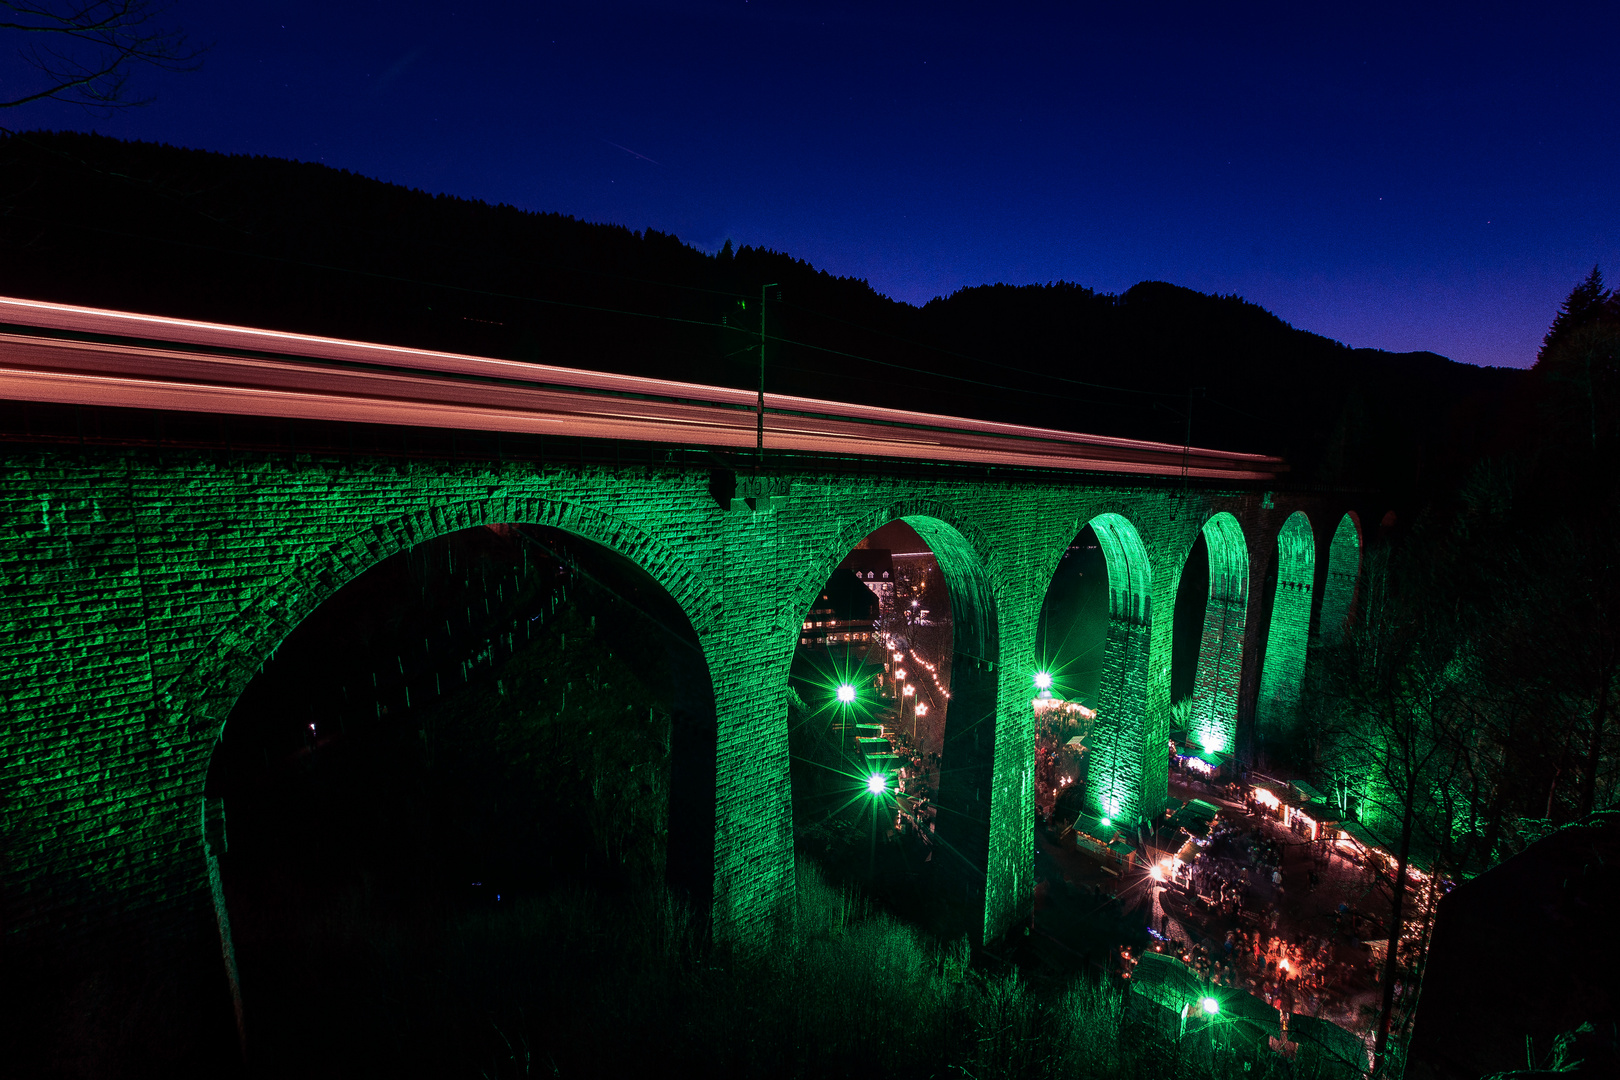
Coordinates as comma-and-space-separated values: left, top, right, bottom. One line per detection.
864, 770, 892, 878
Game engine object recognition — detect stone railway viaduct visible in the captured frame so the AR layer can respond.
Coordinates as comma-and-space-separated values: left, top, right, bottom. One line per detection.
0, 298, 1374, 988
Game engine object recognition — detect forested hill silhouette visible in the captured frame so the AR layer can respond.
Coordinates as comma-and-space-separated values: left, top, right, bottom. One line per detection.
0, 130, 1518, 492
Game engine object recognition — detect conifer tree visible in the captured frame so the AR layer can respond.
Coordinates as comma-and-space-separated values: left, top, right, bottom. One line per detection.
1535, 266, 1620, 452
1539, 264, 1610, 359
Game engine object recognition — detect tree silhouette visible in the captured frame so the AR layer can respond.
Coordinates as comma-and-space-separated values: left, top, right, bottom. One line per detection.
1539, 265, 1611, 358
1308, 545, 1494, 1072
1534, 269, 1620, 454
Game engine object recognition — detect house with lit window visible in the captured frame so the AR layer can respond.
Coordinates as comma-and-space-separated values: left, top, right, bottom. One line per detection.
837, 548, 895, 618
800, 567, 881, 649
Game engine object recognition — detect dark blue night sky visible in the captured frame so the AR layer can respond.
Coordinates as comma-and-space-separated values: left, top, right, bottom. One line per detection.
6, 1, 1617, 369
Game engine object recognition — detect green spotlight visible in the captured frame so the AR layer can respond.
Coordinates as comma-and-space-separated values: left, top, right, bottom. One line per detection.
836, 683, 856, 703
1034, 671, 1053, 690
866, 773, 887, 795
1100, 816, 1111, 827
1201, 996, 1219, 1015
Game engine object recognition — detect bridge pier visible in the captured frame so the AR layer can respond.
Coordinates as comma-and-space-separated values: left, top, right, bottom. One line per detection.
703, 505, 799, 951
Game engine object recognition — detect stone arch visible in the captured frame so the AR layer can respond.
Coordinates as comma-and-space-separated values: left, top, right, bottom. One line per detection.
169, 495, 718, 1020
788, 501, 1005, 933
788, 501, 1002, 652
1080, 512, 1154, 822
1187, 511, 1248, 757
169, 496, 711, 745
1319, 512, 1362, 645
1256, 511, 1314, 738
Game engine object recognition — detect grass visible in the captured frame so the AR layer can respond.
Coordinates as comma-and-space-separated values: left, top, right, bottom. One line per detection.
226, 857, 1360, 1079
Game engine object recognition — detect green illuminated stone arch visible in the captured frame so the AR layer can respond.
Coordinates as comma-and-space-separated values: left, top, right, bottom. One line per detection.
790, 504, 1002, 660
170, 496, 712, 743
791, 503, 1007, 937
1187, 512, 1248, 757
168, 497, 724, 976
1318, 512, 1362, 645
1082, 512, 1154, 823
1256, 511, 1314, 739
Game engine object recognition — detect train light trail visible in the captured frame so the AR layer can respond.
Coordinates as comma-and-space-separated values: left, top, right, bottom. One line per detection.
0, 296, 1286, 478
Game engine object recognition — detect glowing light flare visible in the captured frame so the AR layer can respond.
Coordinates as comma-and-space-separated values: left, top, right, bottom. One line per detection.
1201, 997, 1219, 1015
1194, 724, 1228, 755
903, 685, 915, 696
1034, 671, 1053, 690
836, 684, 856, 703
866, 773, 888, 795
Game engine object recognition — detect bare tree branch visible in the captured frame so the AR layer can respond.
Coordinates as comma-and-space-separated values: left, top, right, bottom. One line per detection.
0, 0, 204, 111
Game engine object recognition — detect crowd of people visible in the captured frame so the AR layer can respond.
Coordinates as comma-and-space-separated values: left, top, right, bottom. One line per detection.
1118, 797, 1394, 1033
1172, 814, 1295, 917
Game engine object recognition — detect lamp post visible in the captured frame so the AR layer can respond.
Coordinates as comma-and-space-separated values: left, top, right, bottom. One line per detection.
865, 769, 889, 879
757, 282, 779, 470
834, 682, 856, 753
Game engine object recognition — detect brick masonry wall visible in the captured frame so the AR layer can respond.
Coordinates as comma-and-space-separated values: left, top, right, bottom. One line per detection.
0, 445, 1353, 962
1318, 512, 1363, 647
1256, 511, 1316, 740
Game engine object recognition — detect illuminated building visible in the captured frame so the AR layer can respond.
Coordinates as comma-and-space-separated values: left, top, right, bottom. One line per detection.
799, 567, 881, 649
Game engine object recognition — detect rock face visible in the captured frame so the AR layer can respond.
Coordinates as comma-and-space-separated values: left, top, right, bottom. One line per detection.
1408, 812, 1620, 1080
